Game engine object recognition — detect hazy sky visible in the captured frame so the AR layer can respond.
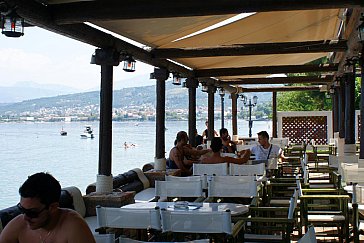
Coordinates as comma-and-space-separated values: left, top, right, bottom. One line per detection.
0, 26, 154, 91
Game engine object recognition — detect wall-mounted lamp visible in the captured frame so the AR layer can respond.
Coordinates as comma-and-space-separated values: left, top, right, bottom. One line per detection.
1, 13, 24, 37
172, 73, 181, 85
182, 81, 187, 88
358, 13, 364, 42
219, 88, 225, 97
329, 85, 335, 94
344, 58, 354, 74
122, 55, 136, 72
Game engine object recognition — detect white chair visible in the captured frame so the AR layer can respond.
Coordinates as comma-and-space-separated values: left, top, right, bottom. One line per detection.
207, 175, 258, 200
119, 237, 209, 243
165, 174, 208, 190
160, 207, 244, 242
155, 180, 204, 201
270, 137, 289, 149
93, 233, 115, 243
193, 163, 228, 176
297, 225, 317, 243
96, 206, 161, 230
229, 163, 265, 177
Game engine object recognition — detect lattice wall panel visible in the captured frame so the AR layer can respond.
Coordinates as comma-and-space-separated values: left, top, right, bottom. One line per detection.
359, 114, 361, 141
282, 116, 328, 145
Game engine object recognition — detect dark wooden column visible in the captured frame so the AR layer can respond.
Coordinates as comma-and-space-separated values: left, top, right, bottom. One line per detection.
360, 48, 364, 159
152, 68, 169, 159
345, 72, 355, 145
231, 93, 238, 136
98, 64, 113, 176
186, 78, 198, 147
338, 78, 346, 139
272, 91, 278, 138
91, 48, 119, 177
332, 85, 339, 133
207, 85, 216, 140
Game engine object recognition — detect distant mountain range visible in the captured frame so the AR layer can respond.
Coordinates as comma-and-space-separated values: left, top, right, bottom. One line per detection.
0, 81, 81, 103
0, 80, 272, 115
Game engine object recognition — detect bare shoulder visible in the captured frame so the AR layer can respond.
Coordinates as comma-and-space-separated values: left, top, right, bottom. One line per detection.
58, 209, 95, 243
0, 215, 28, 243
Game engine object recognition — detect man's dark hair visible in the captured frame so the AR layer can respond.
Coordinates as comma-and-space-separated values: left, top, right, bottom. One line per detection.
210, 137, 223, 152
176, 131, 188, 143
257, 131, 269, 140
219, 128, 228, 137
19, 172, 61, 206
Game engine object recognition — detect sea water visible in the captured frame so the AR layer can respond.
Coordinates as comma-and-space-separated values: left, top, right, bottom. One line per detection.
0, 120, 271, 209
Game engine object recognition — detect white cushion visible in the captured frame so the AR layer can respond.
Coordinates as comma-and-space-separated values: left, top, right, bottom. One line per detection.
62, 186, 86, 217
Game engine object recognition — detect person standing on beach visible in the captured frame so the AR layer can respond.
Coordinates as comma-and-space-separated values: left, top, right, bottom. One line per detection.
0, 172, 95, 243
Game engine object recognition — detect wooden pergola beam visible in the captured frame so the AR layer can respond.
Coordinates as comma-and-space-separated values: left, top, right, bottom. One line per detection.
240, 85, 322, 93
194, 64, 339, 77
4, 0, 194, 77
333, 8, 364, 77
50, 0, 364, 24
152, 40, 347, 58
219, 75, 334, 85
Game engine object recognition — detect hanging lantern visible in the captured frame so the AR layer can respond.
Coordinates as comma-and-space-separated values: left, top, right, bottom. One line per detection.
358, 14, 364, 42
241, 94, 247, 105
172, 73, 181, 85
123, 55, 136, 72
252, 95, 258, 105
1, 14, 24, 37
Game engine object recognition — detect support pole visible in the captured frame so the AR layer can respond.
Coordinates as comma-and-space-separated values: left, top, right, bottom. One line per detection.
345, 72, 356, 146
187, 78, 198, 147
152, 68, 169, 170
98, 64, 113, 177
339, 78, 346, 139
207, 85, 216, 141
332, 86, 339, 133
342, 59, 358, 164
231, 93, 238, 138
272, 92, 277, 138
91, 48, 119, 193
221, 94, 225, 129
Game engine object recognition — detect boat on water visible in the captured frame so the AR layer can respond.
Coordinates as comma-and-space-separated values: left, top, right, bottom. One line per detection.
80, 125, 94, 139
60, 127, 67, 136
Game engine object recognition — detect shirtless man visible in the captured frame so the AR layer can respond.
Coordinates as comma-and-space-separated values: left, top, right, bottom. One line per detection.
168, 131, 210, 176
220, 128, 237, 153
0, 172, 95, 243
201, 137, 250, 164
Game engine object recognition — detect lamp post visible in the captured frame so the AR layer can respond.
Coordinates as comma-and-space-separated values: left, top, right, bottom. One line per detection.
219, 88, 225, 129
241, 95, 258, 138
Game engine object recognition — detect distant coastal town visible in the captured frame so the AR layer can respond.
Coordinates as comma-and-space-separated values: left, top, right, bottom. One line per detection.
0, 103, 269, 123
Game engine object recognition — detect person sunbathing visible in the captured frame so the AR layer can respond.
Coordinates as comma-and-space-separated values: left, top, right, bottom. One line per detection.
201, 137, 250, 164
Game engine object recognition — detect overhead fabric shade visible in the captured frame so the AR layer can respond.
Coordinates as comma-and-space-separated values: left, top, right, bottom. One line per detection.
93, 15, 235, 48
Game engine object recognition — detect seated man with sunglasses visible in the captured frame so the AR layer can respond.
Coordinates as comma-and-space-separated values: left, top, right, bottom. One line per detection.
0, 172, 95, 243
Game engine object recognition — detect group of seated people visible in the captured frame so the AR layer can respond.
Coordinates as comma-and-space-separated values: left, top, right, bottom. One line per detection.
168, 129, 284, 176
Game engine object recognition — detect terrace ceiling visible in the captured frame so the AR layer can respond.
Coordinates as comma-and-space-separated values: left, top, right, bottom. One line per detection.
2, 0, 364, 92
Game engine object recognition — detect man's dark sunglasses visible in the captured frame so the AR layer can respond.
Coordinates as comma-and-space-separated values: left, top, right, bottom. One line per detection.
17, 203, 47, 218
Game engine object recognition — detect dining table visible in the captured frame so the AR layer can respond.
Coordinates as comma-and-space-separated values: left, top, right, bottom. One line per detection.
122, 201, 250, 216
